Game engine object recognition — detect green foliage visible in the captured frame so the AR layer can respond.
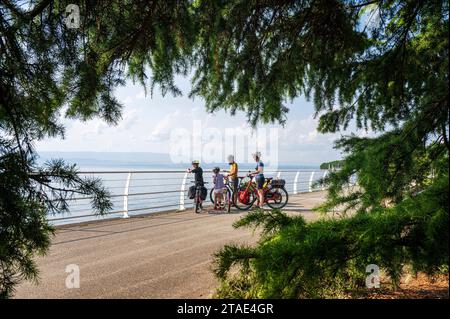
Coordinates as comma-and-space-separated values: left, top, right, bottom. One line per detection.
190, 0, 367, 125
0, 0, 120, 297
0, 0, 197, 298
317, 117, 448, 216
1, 0, 448, 298
232, 209, 299, 238
0, 152, 52, 299
208, 0, 448, 298
0, 148, 112, 298
214, 177, 448, 298
320, 160, 344, 170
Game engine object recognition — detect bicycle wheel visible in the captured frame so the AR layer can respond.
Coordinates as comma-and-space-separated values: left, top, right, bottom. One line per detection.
195, 190, 201, 213
223, 189, 231, 213
211, 186, 234, 206
266, 187, 289, 209
209, 188, 215, 204
234, 188, 257, 210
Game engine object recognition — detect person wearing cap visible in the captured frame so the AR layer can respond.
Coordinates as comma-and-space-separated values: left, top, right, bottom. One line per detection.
187, 160, 204, 187
187, 160, 204, 209
226, 155, 238, 203
249, 152, 264, 209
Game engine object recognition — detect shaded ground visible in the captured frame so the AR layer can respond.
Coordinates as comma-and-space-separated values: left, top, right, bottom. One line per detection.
354, 273, 449, 299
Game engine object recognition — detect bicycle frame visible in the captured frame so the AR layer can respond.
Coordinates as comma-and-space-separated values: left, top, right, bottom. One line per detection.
192, 181, 207, 213
240, 176, 268, 203
235, 175, 288, 211
210, 176, 243, 207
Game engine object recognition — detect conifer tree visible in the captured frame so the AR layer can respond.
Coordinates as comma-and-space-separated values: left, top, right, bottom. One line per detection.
1, 0, 448, 297
0, 0, 194, 297
203, 0, 449, 297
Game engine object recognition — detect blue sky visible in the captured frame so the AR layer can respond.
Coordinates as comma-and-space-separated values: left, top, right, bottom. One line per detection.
36, 75, 371, 165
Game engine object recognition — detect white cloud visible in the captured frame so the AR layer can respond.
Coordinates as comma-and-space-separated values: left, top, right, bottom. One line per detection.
136, 91, 146, 100
36, 78, 369, 164
121, 96, 134, 104
118, 108, 139, 130
120, 90, 146, 105
147, 110, 181, 142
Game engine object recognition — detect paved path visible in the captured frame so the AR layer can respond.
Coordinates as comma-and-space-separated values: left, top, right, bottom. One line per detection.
14, 191, 327, 299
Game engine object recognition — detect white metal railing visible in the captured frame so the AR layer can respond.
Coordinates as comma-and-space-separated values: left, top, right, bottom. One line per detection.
45, 169, 331, 225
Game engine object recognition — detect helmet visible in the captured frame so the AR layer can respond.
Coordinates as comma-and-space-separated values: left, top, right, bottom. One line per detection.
191, 160, 200, 165
227, 155, 234, 162
252, 151, 261, 158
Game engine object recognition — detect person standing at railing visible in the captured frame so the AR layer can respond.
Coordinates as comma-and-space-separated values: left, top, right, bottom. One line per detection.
226, 155, 238, 203
249, 152, 264, 209
187, 160, 205, 210
187, 160, 204, 186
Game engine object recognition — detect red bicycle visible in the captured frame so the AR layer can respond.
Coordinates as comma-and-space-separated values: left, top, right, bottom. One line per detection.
234, 175, 289, 210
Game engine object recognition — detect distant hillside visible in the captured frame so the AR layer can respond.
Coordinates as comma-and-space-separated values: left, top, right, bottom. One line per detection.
37, 151, 320, 170
320, 160, 343, 170
37, 151, 172, 169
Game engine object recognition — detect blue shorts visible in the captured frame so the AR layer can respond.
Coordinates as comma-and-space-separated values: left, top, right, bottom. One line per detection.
256, 175, 265, 189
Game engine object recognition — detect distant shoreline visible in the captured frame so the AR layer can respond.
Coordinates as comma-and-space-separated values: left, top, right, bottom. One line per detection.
37, 151, 322, 169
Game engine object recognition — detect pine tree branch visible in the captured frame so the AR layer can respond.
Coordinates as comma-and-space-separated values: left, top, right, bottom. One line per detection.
348, 0, 381, 9
442, 109, 450, 151
22, 0, 53, 22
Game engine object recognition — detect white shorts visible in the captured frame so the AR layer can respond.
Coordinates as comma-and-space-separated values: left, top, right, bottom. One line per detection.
214, 188, 226, 195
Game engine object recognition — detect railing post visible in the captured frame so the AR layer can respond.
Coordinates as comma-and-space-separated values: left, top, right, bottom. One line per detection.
309, 171, 315, 192
179, 172, 188, 211
293, 171, 299, 194
123, 172, 132, 218
322, 170, 328, 191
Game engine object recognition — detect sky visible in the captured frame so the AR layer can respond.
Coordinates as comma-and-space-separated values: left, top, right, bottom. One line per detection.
36, 75, 370, 166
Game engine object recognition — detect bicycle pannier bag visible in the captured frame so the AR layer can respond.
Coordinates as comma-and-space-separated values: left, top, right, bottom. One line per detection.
238, 190, 250, 204
188, 185, 196, 199
200, 186, 207, 200
270, 179, 286, 188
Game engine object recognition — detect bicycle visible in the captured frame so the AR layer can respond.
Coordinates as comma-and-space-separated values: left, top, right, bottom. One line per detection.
190, 181, 208, 214
234, 175, 289, 210
209, 175, 245, 208
212, 185, 232, 213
